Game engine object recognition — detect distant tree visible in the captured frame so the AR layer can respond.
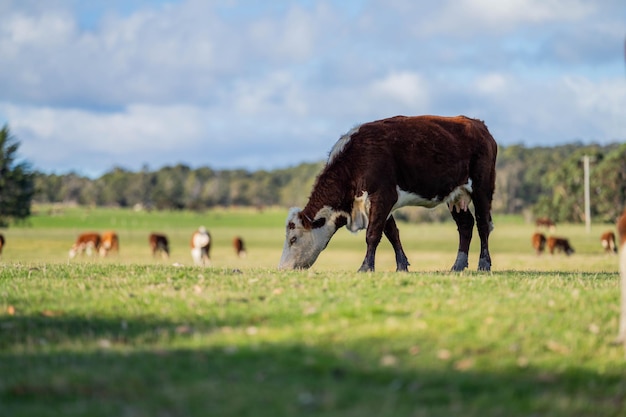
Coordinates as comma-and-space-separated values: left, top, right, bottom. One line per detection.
533, 145, 606, 223
0, 125, 35, 226
98, 167, 134, 207
591, 143, 626, 223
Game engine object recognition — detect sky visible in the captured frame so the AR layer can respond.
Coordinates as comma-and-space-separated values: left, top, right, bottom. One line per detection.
1, 0, 625, 177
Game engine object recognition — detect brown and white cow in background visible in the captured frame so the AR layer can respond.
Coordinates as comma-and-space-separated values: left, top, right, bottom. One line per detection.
0, 233, 5, 257
191, 226, 211, 266
616, 209, 626, 347
546, 236, 574, 256
233, 236, 247, 258
279, 115, 497, 272
149, 233, 170, 259
531, 232, 547, 255
600, 231, 617, 254
69, 232, 101, 258
99, 231, 119, 256
535, 217, 556, 232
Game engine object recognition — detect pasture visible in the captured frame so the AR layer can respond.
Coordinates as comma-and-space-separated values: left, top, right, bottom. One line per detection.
1, 206, 625, 416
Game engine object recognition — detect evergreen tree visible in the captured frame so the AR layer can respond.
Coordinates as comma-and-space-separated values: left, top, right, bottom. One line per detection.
0, 125, 35, 226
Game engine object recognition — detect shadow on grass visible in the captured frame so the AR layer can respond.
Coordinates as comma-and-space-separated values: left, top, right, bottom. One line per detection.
1, 314, 626, 417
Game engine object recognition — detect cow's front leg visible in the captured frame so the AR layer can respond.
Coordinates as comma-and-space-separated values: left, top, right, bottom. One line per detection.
384, 215, 410, 272
449, 206, 475, 271
357, 212, 387, 273
358, 231, 380, 272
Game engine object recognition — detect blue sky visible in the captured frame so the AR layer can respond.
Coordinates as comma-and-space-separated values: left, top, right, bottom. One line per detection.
1, 0, 624, 177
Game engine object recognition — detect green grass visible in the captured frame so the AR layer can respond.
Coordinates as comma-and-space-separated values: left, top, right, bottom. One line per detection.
1, 207, 625, 416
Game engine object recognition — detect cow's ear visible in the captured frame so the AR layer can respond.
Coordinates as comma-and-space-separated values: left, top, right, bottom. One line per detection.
311, 217, 326, 229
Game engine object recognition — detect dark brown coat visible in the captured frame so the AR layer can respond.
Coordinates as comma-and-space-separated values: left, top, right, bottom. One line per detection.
547, 236, 574, 256
600, 231, 617, 253
531, 232, 546, 255
281, 115, 497, 272
100, 231, 119, 256
535, 217, 556, 230
149, 233, 170, 259
69, 232, 101, 258
233, 236, 246, 257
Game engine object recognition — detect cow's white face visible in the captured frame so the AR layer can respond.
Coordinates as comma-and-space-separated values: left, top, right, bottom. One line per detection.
278, 207, 336, 270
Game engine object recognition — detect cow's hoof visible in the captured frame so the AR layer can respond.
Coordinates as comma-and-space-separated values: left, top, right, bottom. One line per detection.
478, 257, 491, 271
396, 261, 410, 272
451, 252, 469, 271
451, 264, 467, 272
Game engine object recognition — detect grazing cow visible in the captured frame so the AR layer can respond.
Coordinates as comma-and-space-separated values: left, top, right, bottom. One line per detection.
535, 217, 556, 231
600, 231, 617, 254
616, 209, 626, 345
0, 233, 5, 257
278, 115, 497, 272
69, 232, 101, 258
149, 233, 170, 259
531, 232, 547, 255
99, 231, 119, 256
233, 236, 247, 258
546, 236, 574, 256
191, 226, 211, 266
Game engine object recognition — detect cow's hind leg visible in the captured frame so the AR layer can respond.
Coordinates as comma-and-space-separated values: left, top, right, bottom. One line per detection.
473, 194, 494, 271
449, 207, 474, 271
384, 215, 410, 272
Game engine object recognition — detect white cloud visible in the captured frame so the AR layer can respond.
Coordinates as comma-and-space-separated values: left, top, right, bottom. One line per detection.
4, 103, 207, 152
414, 0, 595, 36
0, 0, 624, 176
474, 73, 509, 95
368, 72, 430, 110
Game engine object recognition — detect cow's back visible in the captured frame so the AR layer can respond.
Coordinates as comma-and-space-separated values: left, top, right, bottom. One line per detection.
337, 115, 497, 200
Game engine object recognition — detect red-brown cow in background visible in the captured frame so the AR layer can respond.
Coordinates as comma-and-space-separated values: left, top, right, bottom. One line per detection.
531, 232, 546, 255
535, 217, 556, 232
100, 231, 119, 256
149, 233, 170, 259
233, 236, 246, 258
191, 226, 211, 266
547, 236, 574, 256
601, 231, 617, 254
616, 209, 626, 346
69, 232, 101, 258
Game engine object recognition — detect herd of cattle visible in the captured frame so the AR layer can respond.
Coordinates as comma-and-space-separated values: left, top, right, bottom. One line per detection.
531, 216, 618, 257
59, 227, 246, 265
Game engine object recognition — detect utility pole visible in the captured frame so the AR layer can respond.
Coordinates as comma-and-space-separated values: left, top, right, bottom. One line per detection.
583, 155, 591, 234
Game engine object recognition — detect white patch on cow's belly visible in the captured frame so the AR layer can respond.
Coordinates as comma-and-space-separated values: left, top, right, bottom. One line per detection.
392, 179, 473, 212
392, 188, 440, 211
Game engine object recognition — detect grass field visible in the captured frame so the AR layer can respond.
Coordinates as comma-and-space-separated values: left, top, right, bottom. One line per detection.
1, 206, 625, 416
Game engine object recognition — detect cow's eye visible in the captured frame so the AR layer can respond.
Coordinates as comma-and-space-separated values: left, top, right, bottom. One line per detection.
289, 236, 297, 246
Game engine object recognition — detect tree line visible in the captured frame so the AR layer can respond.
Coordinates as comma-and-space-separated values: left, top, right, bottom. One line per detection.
31, 142, 626, 224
